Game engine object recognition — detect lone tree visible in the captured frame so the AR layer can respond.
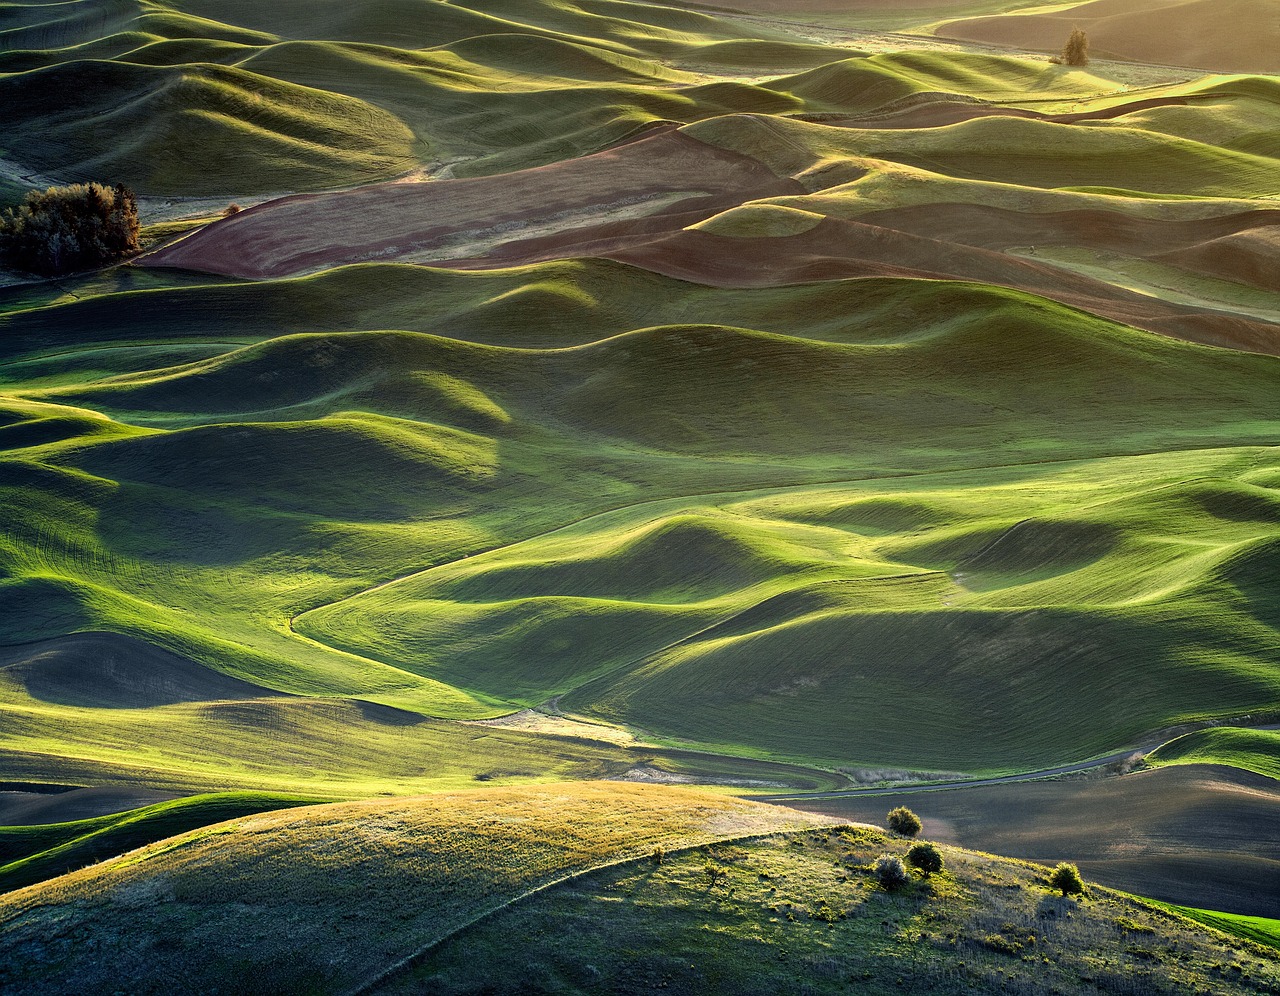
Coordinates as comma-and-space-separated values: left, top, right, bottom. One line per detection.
874, 855, 911, 892
0, 182, 140, 276
906, 841, 944, 879
886, 806, 922, 838
1049, 861, 1085, 897
1060, 27, 1089, 66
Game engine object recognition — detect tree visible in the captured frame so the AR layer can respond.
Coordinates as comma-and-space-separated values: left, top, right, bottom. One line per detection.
0, 182, 141, 276
874, 855, 911, 891
1060, 27, 1089, 67
1049, 862, 1085, 897
886, 806, 922, 838
906, 841, 943, 879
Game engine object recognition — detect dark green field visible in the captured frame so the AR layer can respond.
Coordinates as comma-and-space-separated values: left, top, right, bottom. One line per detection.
0, 0, 1277, 991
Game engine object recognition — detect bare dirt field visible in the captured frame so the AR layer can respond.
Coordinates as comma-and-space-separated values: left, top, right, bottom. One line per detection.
144, 127, 802, 279
783, 764, 1280, 918
0, 787, 179, 826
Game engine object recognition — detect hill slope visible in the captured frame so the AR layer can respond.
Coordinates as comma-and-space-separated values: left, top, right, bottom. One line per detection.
0, 782, 1275, 995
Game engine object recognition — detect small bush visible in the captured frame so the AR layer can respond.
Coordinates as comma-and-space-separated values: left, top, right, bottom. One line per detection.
886, 806, 922, 838
0, 183, 140, 276
651, 845, 664, 866
1061, 27, 1089, 67
222, 203, 243, 217
906, 841, 943, 878
704, 860, 726, 889
874, 855, 911, 891
1049, 862, 1085, 897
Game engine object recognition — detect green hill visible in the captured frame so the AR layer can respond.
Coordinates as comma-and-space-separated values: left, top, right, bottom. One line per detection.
1147, 726, 1280, 781
0, 266, 1274, 776
0, 782, 1275, 995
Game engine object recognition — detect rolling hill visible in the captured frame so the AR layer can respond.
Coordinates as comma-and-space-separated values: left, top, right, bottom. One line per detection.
1, 782, 1277, 995
0, 0, 1277, 986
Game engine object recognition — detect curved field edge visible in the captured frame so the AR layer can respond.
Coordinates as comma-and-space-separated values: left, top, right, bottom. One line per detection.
0, 791, 323, 895
1146, 726, 1280, 781
1145, 901, 1280, 952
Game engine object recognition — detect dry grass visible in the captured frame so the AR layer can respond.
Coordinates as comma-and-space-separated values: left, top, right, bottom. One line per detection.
0, 782, 829, 994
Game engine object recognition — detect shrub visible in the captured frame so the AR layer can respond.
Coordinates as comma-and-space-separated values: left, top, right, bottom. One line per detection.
906, 841, 943, 878
0, 183, 140, 276
222, 203, 242, 217
703, 860, 726, 889
874, 855, 911, 891
1061, 27, 1089, 67
1049, 861, 1085, 897
886, 806, 922, 838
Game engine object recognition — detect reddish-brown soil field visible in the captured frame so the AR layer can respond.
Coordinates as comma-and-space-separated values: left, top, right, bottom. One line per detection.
782, 764, 1280, 918
144, 127, 803, 279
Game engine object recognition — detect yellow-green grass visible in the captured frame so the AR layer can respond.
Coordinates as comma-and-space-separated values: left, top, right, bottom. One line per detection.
0, 666, 842, 797
402, 831, 1280, 996
1150, 902, 1280, 952
0, 791, 321, 894
0, 0, 802, 193
686, 111, 1280, 199
0, 782, 831, 994
1147, 727, 1280, 781
301, 446, 1280, 770
2, 782, 1275, 994
8, 0, 1262, 196
0, 267, 1276, 778
0, 60, 418, 196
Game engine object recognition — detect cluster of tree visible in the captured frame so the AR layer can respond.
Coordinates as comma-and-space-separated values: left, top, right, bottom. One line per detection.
878, 806, 1085, 896
0, 183, 141, 276
1052, 27, 1090, 66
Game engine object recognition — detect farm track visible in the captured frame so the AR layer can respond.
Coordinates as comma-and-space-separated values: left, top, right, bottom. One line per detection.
756, 725, 1280, 803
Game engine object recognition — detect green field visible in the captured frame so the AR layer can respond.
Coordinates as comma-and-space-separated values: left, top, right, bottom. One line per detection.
1152, 902, 1280, 952
1147, 726, 1280, 781
1, 0, 1278, 987
3, 782, 1278, 994
0, 266, 1276, 778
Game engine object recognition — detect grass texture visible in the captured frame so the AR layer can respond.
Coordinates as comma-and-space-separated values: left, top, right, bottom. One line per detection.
0, 791, 321, 894
1147, 726, 1280, 781
0, 265, 1275, 779
0, 782, 1276, 994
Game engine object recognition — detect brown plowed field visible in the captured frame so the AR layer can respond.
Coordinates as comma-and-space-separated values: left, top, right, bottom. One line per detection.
603, 218, 1280, 354
784, 764, 1280, 918
0, 787, 179, 826
144, 127, 803, 279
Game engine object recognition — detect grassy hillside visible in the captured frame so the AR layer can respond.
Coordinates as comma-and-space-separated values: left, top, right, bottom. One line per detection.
1147, 726, 1280, 780
931, 0, 1280, 75
0, 782, 1275, 995
0, 265, 1275, 778
5, 0, 1248, 197
1, 0, 1277, 969
0, 791, 320, 894
0, 266, 1274, 778
1154, 903, 1280, 952
0, 782, 829, 993
786, 763, 1280, 919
